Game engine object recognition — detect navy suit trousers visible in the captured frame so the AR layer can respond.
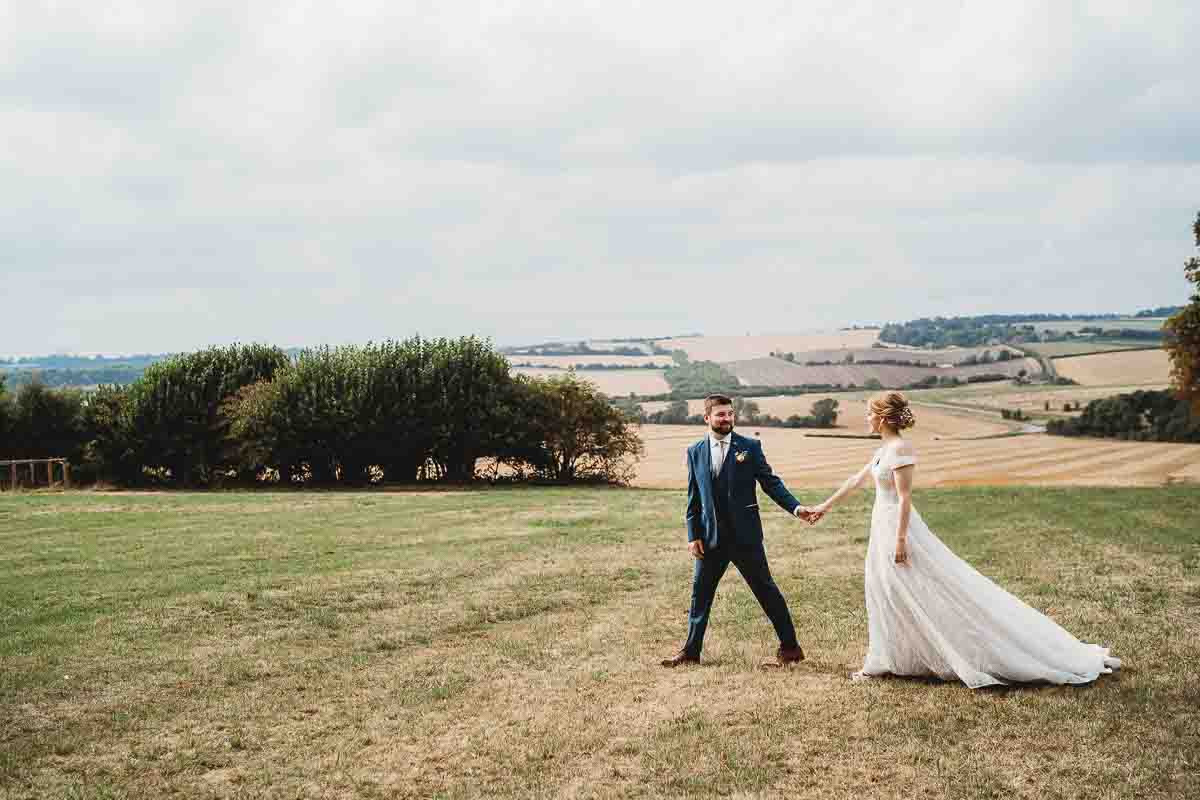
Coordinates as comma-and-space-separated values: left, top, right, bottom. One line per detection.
683, 522, 798, 657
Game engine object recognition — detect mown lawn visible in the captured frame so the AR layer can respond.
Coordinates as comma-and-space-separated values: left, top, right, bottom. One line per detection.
1, 486, 1198, 799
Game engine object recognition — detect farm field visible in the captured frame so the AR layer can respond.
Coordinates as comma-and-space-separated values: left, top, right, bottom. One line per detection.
723, 356, 1043, 388
633, 425, 1200, 489
511, 367, 670, 396
654, 330, 880, 363
772, 344, 1021, 365
1036, 318, 1169, 334
1023, 341, 1163, 358
641, 394, 1019, 437
1053, 349, 1171, 386
2, 488, 1198, 799
922, 384, 1174, 419
507, 355, 669, 368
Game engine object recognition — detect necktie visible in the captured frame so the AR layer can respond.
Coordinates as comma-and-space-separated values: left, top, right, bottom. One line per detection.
715, 439, 726, 476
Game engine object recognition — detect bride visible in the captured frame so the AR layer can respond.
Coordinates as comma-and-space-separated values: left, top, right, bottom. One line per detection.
809, 391, 1121, 688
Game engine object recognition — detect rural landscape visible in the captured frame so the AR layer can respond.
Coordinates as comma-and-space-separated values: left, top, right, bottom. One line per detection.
4, 298, 1200, 798
5, 3, 1200, 798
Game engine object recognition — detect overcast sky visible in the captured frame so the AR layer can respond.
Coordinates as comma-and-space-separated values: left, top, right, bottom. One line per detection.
4, 1, 1199, 355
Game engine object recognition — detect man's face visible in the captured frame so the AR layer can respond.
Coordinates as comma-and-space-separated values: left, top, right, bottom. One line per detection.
706, 403, 735, 436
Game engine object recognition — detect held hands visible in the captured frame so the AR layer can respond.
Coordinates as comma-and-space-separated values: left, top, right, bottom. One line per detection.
794, 504, 825, 525
689, 540, 705, 560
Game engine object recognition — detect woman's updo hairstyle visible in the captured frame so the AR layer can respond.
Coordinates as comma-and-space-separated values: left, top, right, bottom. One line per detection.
870, 391, 916, 431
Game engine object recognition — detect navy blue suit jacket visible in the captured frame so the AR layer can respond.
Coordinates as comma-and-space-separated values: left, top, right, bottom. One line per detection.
685, 431, 802, 552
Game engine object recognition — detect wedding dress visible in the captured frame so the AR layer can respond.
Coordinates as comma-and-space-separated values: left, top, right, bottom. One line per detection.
859, 445, 1121, 688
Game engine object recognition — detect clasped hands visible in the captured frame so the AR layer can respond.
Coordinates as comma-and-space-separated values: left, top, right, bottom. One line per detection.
794, 504, 825, 525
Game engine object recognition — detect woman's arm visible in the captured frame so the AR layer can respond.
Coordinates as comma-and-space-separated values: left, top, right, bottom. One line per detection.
814, 462, 873, 513
892, 460, 915, 565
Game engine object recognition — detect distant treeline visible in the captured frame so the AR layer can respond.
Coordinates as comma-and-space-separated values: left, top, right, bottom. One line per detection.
1046, 390, 1199, 443
617, 397, 840, 429
0, 353, 167, 370
1076, 327, 1165, 340
1135, 306, 1184, 318
880, 312, 1172, 349
1, 366, 145, 389
0, 339, 643, 488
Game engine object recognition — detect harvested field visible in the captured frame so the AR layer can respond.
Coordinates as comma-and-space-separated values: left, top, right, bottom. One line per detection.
641, 395, 1016, 438
785, 344, 1022, 366
927, 384, 1173, 418
724, 356, 1043, 387
655, 330, 879, 362
512, 367, 670, 396
633, 425, 1200, 489
507, 355, 669, 368
1053, 349, 1171, 386
1024, 341, 1163, 358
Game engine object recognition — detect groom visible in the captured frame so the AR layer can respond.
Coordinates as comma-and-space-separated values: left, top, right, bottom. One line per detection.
661, 394, 820, 669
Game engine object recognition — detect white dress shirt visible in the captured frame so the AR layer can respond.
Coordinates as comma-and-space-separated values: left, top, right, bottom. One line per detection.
708, 432, 731, 476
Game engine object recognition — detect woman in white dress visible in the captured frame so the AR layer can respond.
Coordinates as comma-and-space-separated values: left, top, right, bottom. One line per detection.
809, 391, 1121, 688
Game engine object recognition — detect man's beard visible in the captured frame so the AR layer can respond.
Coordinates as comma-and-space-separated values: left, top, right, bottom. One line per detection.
710, 421, 733, 435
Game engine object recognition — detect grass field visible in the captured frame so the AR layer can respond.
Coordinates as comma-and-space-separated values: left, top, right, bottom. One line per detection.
2, 488, 1198, 799
1035, 319, 1169, 335
634, 426, 1200, 489
1053, 350, 1171, 386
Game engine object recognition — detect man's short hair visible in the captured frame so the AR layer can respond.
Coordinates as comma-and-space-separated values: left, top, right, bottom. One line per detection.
704, 394, 734, 415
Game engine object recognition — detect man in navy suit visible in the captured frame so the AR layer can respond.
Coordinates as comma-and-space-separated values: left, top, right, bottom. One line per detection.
662, 394, 821, 669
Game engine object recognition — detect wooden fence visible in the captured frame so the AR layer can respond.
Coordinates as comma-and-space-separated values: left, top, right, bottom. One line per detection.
0, 459, 70, 490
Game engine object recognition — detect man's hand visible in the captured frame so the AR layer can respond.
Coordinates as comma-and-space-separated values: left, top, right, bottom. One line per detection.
689, 540, 705, 559
794, 505, 824, 525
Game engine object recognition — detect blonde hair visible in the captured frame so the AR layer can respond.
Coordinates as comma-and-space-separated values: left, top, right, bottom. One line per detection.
869, 391, 916, 431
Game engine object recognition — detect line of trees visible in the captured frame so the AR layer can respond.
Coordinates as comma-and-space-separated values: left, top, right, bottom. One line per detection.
1046, 390, 1200, 442
879, 314, 1171, 349
0, 338, 645, 488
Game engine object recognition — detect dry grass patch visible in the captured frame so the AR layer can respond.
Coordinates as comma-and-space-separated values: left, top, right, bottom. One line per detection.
1, 487, 1198, 798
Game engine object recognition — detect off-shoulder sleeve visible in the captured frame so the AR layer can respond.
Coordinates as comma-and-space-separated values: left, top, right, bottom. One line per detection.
890, 449, 917, 469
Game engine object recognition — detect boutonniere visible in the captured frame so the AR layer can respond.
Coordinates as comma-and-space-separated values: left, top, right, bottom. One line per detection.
735, 451, 747, 463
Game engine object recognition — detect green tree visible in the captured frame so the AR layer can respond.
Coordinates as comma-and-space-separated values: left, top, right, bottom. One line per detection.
515, 374, 644, 483
124, 343, 290, 485
1165, 211, 1200, 416
82, 384, 142, 485
810, 398, 840, 427
6, 381, 88, 463
0, 374, 10, 457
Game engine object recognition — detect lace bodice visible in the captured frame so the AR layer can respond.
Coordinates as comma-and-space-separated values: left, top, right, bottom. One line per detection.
870, 445, 916, 502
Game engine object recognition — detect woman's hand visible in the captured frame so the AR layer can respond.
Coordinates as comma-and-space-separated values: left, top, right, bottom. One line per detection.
894, 538, 910, 566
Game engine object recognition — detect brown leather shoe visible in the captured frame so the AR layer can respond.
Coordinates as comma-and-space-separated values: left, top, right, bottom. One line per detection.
761, 644, 805, 669
661, 650, 700, 668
